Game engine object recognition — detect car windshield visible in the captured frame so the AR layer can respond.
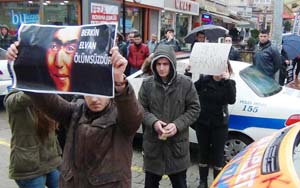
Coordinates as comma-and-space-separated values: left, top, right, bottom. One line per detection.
0, 48, 7, 60
239, 65, 282, 97
294, 131, 300, 178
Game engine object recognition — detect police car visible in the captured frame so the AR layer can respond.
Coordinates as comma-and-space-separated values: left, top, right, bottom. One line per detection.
211, 122, 300, 188
0, 48, 12, 98
128, 56, 300, 162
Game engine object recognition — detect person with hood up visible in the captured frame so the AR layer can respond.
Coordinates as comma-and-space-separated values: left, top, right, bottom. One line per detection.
138, 44, 200, 188
0, 25, 15, 50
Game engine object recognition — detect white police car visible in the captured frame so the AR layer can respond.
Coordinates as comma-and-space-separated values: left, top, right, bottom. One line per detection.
128, 56, 300, 162
0, 48, 12, 98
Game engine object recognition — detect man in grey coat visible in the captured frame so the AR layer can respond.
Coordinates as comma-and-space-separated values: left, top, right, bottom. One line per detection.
138, 44, 200, 188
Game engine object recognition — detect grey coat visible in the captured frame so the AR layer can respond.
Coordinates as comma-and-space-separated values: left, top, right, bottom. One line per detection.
253, 41, 281, 78
138, 45, 200, 175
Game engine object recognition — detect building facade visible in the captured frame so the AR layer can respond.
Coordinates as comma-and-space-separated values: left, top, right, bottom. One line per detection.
0, 0, 81, 36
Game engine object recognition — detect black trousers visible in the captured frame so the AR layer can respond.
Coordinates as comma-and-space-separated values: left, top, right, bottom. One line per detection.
196, 122, 228, 168
144, 170, 187, 188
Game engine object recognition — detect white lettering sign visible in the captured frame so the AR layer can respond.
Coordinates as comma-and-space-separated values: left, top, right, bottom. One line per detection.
189, 43, 231, 76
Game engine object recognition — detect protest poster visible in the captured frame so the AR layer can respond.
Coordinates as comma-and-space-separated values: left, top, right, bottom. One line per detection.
12, 23, 117, 97
189, 43, 231, 79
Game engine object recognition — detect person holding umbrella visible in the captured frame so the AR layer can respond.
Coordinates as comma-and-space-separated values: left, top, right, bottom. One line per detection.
191, 31, 206, 50
184, 24, 228, 44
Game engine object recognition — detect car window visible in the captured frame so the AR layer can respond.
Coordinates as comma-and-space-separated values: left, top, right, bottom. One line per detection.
239, 65, 282, 97
0, 48, 7, 60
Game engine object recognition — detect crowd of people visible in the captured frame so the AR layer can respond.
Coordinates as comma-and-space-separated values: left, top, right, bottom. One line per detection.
2, 25, 299, 188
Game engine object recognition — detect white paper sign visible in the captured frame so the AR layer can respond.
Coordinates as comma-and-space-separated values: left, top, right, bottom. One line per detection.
189, 43, 231, 76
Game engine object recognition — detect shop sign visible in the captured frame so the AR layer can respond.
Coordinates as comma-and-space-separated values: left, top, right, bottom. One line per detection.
175, 0, 191, 11
126, 0, 164, 8
90, 3, 119, 24
11, 10, 39, 25
164, 0, 199, 15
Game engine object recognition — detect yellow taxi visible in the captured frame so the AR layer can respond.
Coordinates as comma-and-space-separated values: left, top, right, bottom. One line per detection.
211, 123, 300, 188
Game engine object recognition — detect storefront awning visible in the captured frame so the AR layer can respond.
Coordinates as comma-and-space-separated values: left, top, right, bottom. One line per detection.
208, 12, 245, 25
283, 12, 295, 19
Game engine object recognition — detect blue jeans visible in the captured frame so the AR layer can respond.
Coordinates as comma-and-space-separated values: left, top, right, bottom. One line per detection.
15, 169, 59, 188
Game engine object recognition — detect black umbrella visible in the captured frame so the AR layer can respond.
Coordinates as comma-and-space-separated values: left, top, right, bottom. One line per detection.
184, 24, 228, 43
282, 34, 300, 60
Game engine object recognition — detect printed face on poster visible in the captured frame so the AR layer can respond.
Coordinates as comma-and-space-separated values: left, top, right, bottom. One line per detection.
12, 23, 117, 97
189, 43, 231, 78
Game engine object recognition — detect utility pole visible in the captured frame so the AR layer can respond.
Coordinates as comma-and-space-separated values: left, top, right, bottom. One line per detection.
122, 0, 126, 38
272, 0, 284, 49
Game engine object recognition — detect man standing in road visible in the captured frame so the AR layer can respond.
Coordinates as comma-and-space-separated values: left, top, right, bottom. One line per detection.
128, 32, 150, 74
253, 29, 281, 79
138, 44, 200, 188
147, 34, 158, 54
158, 28, 181, 52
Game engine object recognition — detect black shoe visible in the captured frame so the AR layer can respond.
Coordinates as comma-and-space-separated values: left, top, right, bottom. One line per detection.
197, 181, 208, 188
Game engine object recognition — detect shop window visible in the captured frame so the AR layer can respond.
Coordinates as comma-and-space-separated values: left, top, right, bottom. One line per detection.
176, 14, 189, 50
119, 6, 143, 36
0, 0, 79, 36
160, 11, 173, 40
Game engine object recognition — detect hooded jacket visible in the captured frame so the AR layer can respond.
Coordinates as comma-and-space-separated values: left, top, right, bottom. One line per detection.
138, 45, 200, 175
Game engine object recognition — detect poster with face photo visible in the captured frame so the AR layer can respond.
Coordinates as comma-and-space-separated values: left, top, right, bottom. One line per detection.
12, 23, 117, 97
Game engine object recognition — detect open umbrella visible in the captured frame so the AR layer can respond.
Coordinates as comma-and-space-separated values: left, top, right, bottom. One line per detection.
184, 24, 228, 43
282, 34, 300, 60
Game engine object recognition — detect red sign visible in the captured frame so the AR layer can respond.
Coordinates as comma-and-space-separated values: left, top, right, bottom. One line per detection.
175, 0, 192, 11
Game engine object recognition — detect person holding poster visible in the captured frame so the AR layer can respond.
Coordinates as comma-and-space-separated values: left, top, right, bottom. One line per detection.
138, 44, 200, 188
193, 61, 236, 188
4, 90, 62, 188
12, 24, 116, 96
7, 44, 144, 188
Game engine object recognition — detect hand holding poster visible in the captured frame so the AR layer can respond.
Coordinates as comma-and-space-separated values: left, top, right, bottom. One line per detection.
189, 43, 231, 77
12, 23, 117, 97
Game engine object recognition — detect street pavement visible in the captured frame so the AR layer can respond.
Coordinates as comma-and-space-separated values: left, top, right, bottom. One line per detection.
0, 105, 214, 188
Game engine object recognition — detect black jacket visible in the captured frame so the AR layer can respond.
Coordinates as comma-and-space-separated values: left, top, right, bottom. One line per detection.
194, 75, 236, 127
229, 47, 242, 61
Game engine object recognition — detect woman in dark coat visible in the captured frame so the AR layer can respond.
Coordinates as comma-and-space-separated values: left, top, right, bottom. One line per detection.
194, 61, 236, 188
